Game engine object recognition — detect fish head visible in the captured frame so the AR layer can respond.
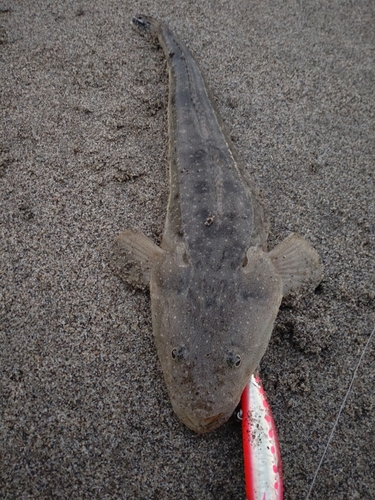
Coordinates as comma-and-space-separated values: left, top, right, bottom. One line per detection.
150, 246, 283, 433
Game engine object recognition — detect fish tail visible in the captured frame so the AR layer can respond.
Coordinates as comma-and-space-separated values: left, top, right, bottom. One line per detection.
132, 14, 161, 35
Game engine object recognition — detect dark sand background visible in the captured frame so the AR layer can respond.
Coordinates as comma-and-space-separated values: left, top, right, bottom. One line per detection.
1, 1, 374, 499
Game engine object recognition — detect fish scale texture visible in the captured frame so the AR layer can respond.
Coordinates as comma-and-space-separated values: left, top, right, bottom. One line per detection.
1, 1, 374, 499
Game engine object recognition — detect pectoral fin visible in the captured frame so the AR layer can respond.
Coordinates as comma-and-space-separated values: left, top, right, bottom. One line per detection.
111, 229, 165, 287
268, 233, 323, 296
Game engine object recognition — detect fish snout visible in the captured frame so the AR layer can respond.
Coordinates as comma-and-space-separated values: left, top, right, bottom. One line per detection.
175, 405, 232, 433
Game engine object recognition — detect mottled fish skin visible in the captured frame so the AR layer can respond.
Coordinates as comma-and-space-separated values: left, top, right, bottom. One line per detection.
148, 17, 268, 256
118, 15, 323, 433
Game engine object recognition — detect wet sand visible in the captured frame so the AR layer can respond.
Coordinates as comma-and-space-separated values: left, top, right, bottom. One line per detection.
1, 1, 374, 498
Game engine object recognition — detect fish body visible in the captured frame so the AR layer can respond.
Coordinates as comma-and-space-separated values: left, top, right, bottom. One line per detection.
113, 15, 322, 433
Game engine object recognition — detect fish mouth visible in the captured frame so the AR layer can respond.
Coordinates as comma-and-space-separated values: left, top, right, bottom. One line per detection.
178, 409, 228, 434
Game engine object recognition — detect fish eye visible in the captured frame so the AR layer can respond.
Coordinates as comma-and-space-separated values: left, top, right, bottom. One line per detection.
171, 346, 185, 362
226, 352, 241, 368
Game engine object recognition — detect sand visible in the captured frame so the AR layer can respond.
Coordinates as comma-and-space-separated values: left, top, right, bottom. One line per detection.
1, 1, 374, 498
